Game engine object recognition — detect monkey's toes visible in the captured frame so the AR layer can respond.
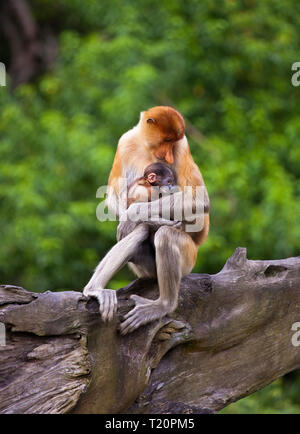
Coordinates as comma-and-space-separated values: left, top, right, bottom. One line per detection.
129, 294, 152, 306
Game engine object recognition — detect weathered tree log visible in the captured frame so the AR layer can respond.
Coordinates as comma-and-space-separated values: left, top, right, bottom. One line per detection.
0, 247, 300, 414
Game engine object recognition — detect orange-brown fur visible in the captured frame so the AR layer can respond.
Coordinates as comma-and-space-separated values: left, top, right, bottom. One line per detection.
107, 106, 209, 270
84, 106, 209, 334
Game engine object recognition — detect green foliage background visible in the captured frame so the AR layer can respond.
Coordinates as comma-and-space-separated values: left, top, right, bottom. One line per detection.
0, 0, 299, 413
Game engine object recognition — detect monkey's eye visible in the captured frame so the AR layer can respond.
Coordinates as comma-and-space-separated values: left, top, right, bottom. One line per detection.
165, 137, 172, 142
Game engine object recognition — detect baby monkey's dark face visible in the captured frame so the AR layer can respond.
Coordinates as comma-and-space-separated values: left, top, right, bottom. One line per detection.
143, 163, 178, 194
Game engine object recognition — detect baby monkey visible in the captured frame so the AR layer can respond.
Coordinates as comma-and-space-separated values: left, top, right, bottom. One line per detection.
118, 162, 181, 248
127, 162, 178, 207
84, 162, 181, 326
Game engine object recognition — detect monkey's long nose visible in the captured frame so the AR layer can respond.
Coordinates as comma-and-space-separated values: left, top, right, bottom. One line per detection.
165, 145, 174, 164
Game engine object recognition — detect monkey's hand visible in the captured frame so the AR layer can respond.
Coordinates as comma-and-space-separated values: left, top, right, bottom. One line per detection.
117, 220, 139, 241
146, 219, 182, 231
120, 295, 172, 335
83, 286, 117, 322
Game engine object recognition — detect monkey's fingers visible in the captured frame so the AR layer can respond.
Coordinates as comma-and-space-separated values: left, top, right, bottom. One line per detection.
83, 285, 94, 298
173, 221, 182, 228
98, 291, 107, 321
98, 289, 117, 322
147, 219, 179, 229
107, 289, 118, 321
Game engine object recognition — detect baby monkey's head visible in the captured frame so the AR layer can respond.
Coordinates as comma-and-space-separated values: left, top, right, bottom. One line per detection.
143, 163, 178, 194
127, 162, 179, 206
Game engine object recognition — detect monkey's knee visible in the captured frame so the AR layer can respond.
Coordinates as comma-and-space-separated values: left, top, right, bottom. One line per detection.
122, 222, 149, 245
154, 227, 181, 271
154, 226, 196, 276
117, 221, 149, 242
133, 222, 150, 236
154, 226, 179, 251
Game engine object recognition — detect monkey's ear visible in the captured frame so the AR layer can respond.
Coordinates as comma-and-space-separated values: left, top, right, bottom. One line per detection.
147, 172, 157, 183
147, 118, 156, 124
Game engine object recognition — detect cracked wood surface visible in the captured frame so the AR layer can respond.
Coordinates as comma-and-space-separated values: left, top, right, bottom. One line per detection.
0, 247, 300, 414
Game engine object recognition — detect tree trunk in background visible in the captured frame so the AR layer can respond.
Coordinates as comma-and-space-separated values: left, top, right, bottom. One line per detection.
0, 0, 57, 88
0, 248, 300, 414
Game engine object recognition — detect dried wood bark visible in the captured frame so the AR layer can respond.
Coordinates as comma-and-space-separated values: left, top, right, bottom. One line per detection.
0, 247, 300, 414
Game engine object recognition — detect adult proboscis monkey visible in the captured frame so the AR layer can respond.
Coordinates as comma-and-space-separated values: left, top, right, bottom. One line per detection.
83, 106, 210, 334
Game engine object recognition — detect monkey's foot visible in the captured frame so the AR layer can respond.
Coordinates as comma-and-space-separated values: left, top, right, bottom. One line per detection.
83, 287, 117, 322
120, 295, 170, 335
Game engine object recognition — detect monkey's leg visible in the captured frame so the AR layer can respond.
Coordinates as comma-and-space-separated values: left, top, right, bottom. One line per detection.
120, 226, 197, 335
117, 218, 180, 242
128, 238, 156, 278
83, 224, 149, 322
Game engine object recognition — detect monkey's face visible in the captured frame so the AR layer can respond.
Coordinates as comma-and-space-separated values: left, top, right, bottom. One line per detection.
141, 106, 185, 164
146, 171, 179, 195
147, 172, 173, 186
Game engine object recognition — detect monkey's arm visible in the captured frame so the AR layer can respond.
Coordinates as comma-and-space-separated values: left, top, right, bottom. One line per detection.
83, 224, 150, 321
122, 188, 209, 228
105, 144, 129, 220
117, 218, 181, 241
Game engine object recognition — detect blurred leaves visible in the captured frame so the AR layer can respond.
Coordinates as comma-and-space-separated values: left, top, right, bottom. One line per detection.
221, 378, 300, 414
0, 0, 299, 289
0, 0, 300, 414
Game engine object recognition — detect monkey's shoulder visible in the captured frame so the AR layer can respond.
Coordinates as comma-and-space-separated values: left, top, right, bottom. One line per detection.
117, 126, 140, 151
